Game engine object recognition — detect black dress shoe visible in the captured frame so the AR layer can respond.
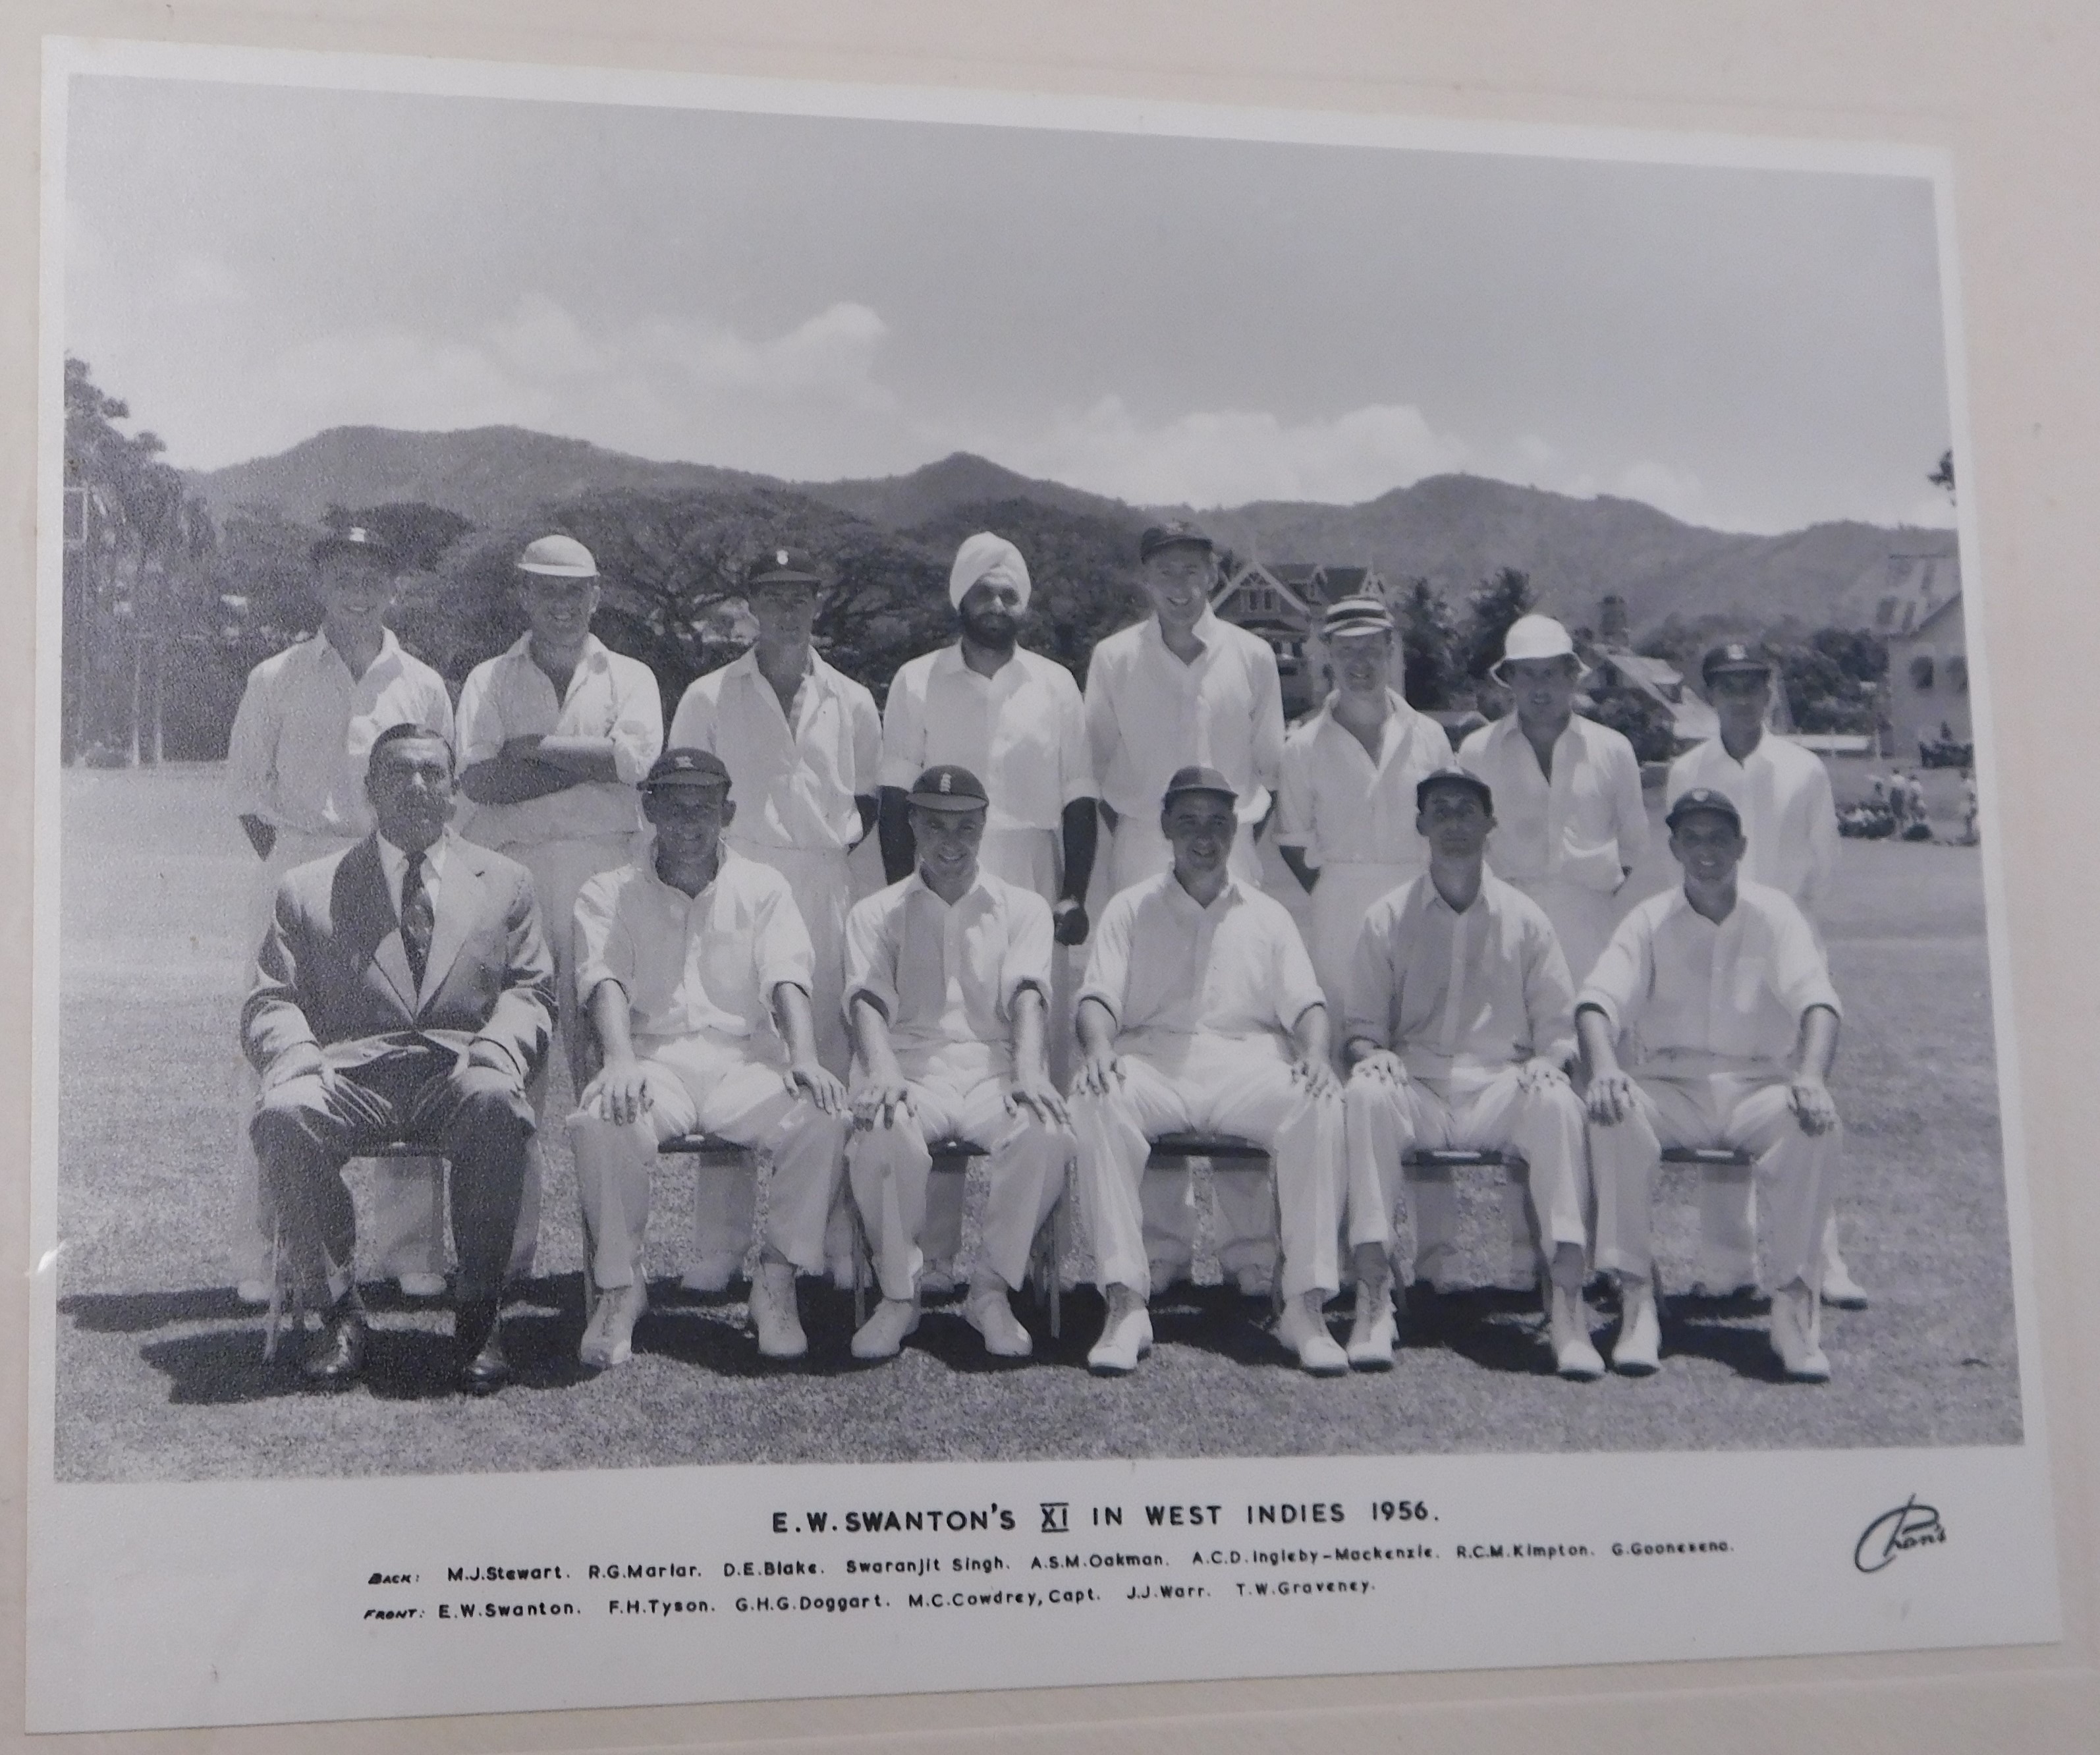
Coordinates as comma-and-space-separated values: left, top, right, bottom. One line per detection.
303, 1300, 368, 1388
456, 1298, 511, 1395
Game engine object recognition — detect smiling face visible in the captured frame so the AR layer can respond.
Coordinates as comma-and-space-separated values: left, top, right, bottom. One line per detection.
316, 549, 396, 640
957, 576, 1026, 650
1708, 667, 1773, 743
644, 780, 734, 868
365, 732, 455, 855
910, 803, 986, 885
1501, 655, 1580, 728
1330, 629, 1392, 699
1161, 789, 1238, 887
517, 571, 600, 653
1415, 783, 1495, 863
748, 578, 820, 648
1140, 542, 1215, 636
1669, 808, 1747, 886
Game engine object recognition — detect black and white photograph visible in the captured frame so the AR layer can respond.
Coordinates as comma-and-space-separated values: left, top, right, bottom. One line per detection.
29, 36, 2057, 1735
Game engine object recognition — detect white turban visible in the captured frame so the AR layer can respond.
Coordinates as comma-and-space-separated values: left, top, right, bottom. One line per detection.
949, 532, 1032, 611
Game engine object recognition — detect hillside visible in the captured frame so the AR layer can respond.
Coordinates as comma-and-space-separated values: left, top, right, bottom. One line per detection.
184, 426, 1953, 634
187, 426, 771, 528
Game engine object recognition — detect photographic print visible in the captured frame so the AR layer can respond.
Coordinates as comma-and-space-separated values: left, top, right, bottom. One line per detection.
30, 37, 2056, 1733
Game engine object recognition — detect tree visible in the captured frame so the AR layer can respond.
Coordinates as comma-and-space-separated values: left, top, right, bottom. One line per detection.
1460, 566, 1535, 681
1928, 449, 1956, 504
62, 357, 220, 763
1394, 577, 1458, 709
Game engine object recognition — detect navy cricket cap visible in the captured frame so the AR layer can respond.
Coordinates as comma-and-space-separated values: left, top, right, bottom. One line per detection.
1666, 787, 1742, 831
311, 525, 397, 569
643, 747, 732, 790
1161, 765, 1237, 808
905, 764, 989, 812
1139, 520, 1215, 563
744, 547, 825, 590
1415, 767, 1493, 813
1701, 640, 1774, 683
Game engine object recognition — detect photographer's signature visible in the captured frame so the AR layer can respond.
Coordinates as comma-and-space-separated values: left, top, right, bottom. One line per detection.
1854, 1496, 1947, 1573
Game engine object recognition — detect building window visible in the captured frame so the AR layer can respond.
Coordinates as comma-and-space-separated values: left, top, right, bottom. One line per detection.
1947, 654, 1968, 693
1909, 654, 1935, 690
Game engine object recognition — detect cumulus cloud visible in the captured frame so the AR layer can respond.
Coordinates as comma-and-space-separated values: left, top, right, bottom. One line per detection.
223, 294, 898, 472
1007, 396, 1472, 509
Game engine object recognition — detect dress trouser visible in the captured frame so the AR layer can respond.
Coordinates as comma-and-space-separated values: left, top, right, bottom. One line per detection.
690, 840, 856, 1273
487, 830, 638, 1279
568, 1030, 852, 1290
846, 1042, 1070, 1302
1342, 1063, 1589, 1283
1589, 1070, 1838, 1293
231, 829, 447, 1290
249, 1042, 533, 1304
1070, 1034, 1344, 1301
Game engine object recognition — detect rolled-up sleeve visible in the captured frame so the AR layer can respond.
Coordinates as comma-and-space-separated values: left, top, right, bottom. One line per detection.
1274, 729, 1316, 856
849, 685, 883, 796
1576, 907, 1651, 1035
877, 661, 928, 791
455, 661, 505, 769
572, 870, 631, 1009
841, 892, 898, 1022
605, 657, 664, 785
225, 665, 279, 822
1054, 669, 1096, 806
1076, 887, 1136, 1027
1000, 891, 1055, 1017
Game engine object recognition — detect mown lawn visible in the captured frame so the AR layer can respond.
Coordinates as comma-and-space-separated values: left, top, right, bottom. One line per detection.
52, 764, 2021, 1481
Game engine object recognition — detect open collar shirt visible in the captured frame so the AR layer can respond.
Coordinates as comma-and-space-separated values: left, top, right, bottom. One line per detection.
225, 628, 455, 837
1276, 689, 1452, 871
1080, 872, 1322, 1045
844, 868, 1053, 1057
1458, 711, 1648, 894
666, 648, 880, 854
879, 644, 1094, 833
1344, 871, 1576, 1074
1577, 881, 1842, 1076
572, 844, 814, 1044
1666, 733, 1838, 920
1083, 609, 1285, 823
456, 633, 663, 847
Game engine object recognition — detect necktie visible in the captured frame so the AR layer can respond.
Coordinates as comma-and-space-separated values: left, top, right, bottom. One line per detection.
401, 849, 433, 991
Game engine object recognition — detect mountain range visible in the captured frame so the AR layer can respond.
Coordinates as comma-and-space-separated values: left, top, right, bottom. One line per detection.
185, 425, 1956, 635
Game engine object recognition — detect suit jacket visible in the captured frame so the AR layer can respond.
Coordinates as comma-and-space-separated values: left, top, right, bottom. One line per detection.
242, 831, 556, 1087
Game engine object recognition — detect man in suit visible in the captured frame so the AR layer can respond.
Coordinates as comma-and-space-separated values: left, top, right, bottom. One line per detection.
244, 721, 557, 1394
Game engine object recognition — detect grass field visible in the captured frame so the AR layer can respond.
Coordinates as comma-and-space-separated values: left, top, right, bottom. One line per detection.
52, 763, 2022, 1481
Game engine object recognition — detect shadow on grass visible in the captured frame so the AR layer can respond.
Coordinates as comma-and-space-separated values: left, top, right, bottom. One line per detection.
1409, 1285, 1563, 1378
1655, 1295, 1799, 1385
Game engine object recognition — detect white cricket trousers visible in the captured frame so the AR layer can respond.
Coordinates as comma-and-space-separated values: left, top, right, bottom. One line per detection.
690, 840, 856, 1271
230, 827, 448, 1288
1589, 1071, 1838, 1292
846, 1042, 1070, 1301
1342, 1063, 1589, 1283
1070, 1034, 1344, 1302
566, 1030, 852, 1289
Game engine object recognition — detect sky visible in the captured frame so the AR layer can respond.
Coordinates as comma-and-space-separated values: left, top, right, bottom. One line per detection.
63, 73, 1960, 534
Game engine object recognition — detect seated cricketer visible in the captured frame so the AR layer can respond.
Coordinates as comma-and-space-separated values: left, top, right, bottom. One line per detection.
843, 765, 1073, 1361
243, 721, 556, 1395
565, 748, 851, 1368
1340, 768, 1602, 1378
1069, 766, 1347, 1377
1577, 787, 1844, 1381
